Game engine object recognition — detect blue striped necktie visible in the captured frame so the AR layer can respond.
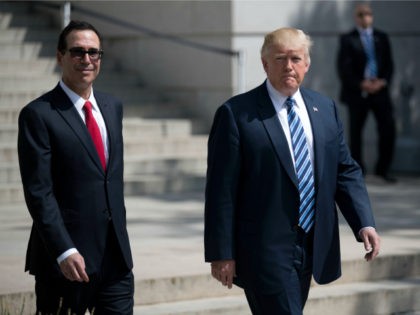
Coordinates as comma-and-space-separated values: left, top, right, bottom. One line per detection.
285, 97, 315, 232
362, 31, 377, 78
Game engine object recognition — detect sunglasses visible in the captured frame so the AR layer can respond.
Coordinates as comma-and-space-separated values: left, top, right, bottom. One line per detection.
66, 47, 104, 61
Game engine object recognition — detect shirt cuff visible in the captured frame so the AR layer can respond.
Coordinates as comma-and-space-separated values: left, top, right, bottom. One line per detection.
57, 248, 78, 264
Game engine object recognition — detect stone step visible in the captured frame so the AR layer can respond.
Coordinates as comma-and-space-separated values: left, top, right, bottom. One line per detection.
0, 42, 56, 61
0, 74, 59, 93
124, 102, 196, 120
0, 117, 196, 136
0, 182, 23, 203
0, 173, 206, 203
0, 162, 20, 183
0, 64, 143, 83
125, 173, 205, 196
0, 178, 204, 204
0, 106, 20, 123
0, 92, 42, 108
134, 253, 420, 306
0, 138, 206, 162
0, 152, 207, 201
3, 255, 420, 315
335, 251, 420, 286
0, 91, 163, 109
0, 101, 201, 132
305, 277, 420, 315
0, 102, 200, 128
0, 138, 204, 164
133, 295, 248, 315
0, 7, 54, 29
0, 59, 57, 76
0, 105, 178, 124
94, 71, 144, 86
0, 130, 206, 163
0, 143, 18, 163
133, 277, 420, 315
0, 28, 57, 43
123, 118, 193, 138
0, 155, 206, 183
99, 86, 164, 104
0, 124, 17, 142
125, 155, 206, 175
124, 136, 207, 157
0, 118, 194, 139
0, 177, 207, 203
0, 27, 30, 42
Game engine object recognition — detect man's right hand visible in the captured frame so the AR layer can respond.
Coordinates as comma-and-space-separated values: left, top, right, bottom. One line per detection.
361, 78, 386, 94
211, 260, 236, 289
59, 252, 89, 282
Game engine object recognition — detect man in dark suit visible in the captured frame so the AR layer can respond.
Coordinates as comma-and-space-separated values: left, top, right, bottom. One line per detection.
204, 27, 380, 315
337, 2, 396, 182
18, 21, 134, 314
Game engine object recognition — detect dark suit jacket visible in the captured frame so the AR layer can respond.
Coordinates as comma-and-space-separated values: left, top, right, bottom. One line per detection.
18, 84, 133, 278
337, 28, 394, 105
204, 83, 376, 294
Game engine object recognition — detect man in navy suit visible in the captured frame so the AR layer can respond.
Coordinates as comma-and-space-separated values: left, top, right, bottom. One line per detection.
204, 27, 380, 315
337, 2, 396, 182
18, 21, 134, 314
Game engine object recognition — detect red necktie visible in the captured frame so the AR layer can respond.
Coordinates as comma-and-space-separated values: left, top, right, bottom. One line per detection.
83, 101, 106, 170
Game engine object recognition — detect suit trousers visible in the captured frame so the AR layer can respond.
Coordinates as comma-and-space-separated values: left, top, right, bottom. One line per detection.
244, 227, 313, 315
35, 223, 134, 315
347, 93, 396, 175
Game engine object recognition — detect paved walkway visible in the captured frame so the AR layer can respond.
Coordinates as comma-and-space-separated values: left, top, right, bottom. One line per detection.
0, 175, 419, 296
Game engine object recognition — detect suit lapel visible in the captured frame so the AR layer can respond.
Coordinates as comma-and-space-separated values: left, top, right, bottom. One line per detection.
300, 88, 325, 190
372, 29, 382, 65
351, 29, 366, 56
256, 84, 298, 187
52, 85, 106, 173
95, 93, 115, 171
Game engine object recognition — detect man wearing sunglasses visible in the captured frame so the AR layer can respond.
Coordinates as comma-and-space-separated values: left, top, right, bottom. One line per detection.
18, 20, 134, 314
337, 2, 397, 183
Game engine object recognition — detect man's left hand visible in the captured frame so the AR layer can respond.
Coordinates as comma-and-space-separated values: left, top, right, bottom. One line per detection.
211, 260, 236, 289
359, 227, 381, 261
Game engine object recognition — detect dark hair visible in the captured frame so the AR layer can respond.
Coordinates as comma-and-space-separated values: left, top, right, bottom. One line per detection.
57, 20, 102, 53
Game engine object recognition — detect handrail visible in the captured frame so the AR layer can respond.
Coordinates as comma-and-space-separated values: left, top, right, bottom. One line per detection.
32, 0, 246, 93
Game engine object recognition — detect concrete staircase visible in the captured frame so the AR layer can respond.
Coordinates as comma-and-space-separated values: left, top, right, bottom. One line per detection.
0, 1, 207, 204
1, 184, 420, 315
130, 253, 420, 315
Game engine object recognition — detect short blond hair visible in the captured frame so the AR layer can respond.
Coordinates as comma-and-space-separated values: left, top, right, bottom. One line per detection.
261, 27, 313, 64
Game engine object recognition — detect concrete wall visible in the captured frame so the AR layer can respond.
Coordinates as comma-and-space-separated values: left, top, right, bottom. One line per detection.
59, 0, 419, 172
